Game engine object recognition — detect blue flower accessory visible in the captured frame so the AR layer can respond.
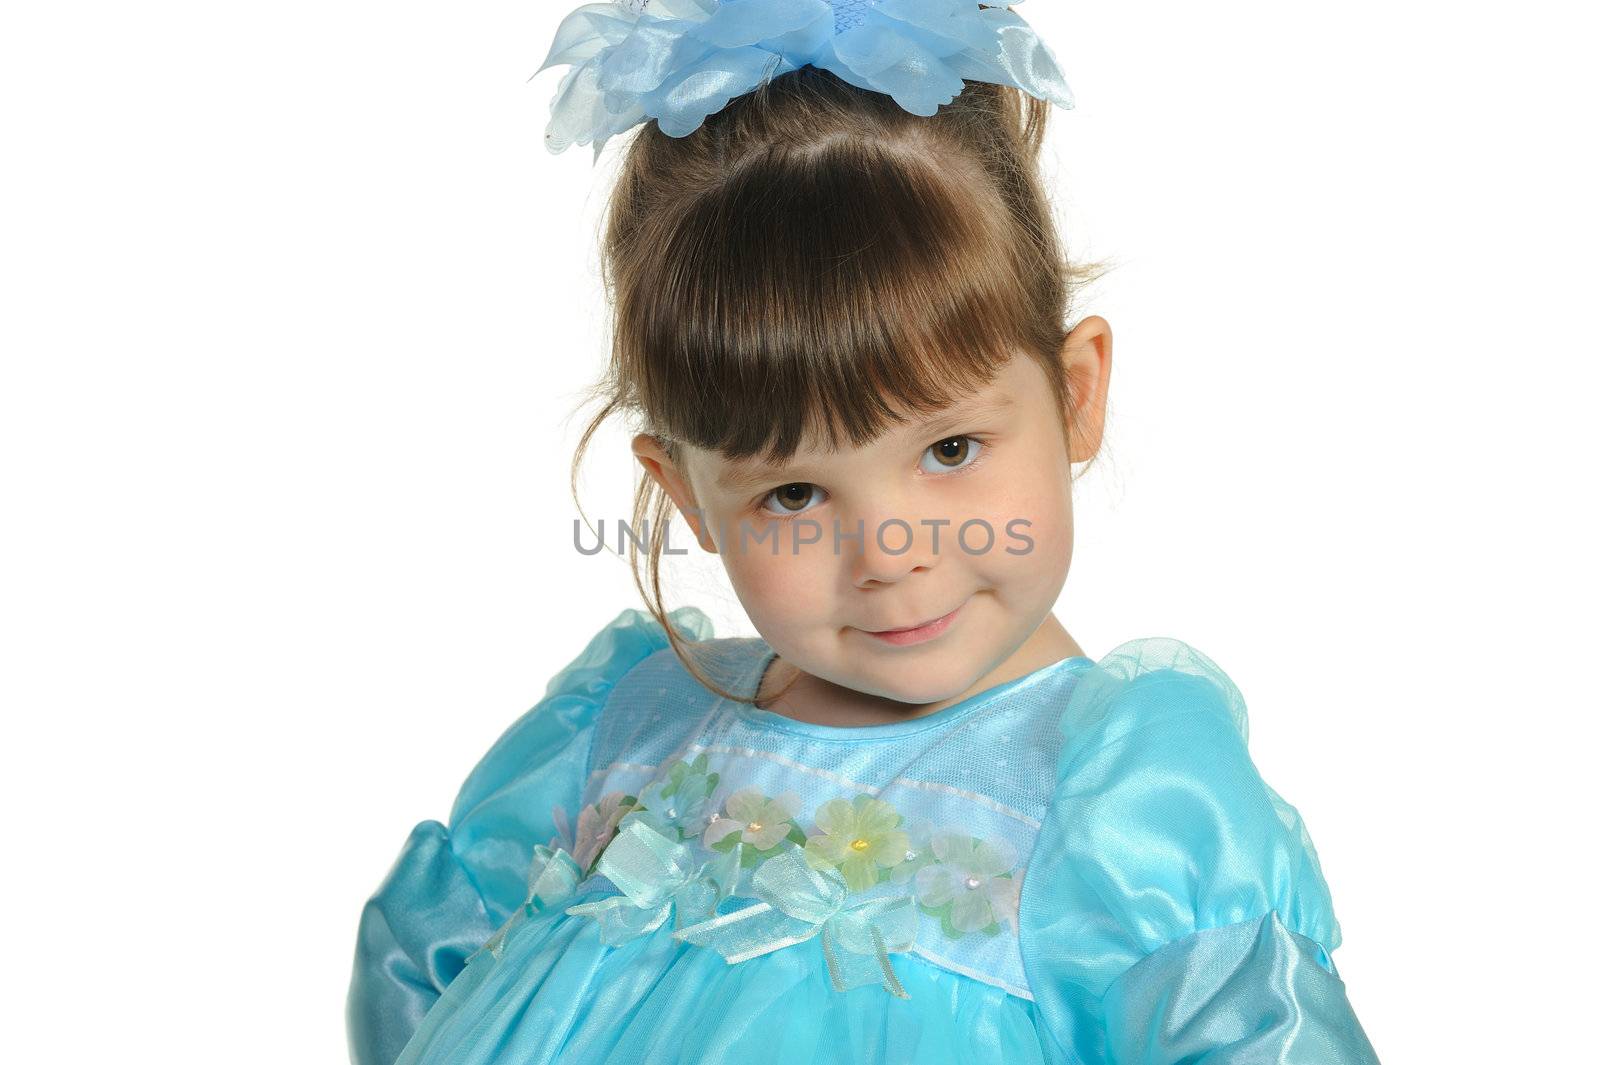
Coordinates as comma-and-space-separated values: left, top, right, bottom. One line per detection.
673, 841, 918, 997
535, 0, 1075, 159
617, 752, 719, 840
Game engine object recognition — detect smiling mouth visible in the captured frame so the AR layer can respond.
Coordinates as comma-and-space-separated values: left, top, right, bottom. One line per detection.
870, 614, 940, 630
857, 601, 966, 642
869, 611, 957, 635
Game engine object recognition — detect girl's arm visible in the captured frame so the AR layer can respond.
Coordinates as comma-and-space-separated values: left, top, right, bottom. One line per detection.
344, 608, 699, 1065
1019, 638, 1380, 1064
1100, 908, 1374, 1063
346, 821, 497, 1065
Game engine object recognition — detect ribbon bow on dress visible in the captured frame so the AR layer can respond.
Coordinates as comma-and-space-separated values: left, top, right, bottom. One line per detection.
564, 821, 738, 944
671, 843, 918, 998
476, 843, 585, 961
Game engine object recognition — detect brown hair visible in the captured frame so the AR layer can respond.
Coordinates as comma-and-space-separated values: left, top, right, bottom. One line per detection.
568, 66, 1103, 705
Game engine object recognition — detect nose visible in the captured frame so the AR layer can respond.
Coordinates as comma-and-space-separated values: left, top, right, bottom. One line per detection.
846, 506, 942, 588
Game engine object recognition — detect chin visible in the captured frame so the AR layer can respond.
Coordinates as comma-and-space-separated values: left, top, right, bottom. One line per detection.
852, 663, 974, 707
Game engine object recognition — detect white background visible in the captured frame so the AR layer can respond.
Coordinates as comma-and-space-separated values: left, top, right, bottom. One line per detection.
3, 2, 1596, 1061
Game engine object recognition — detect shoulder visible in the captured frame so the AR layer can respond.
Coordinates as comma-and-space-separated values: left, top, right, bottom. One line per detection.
411, 607, 715, 922
448, 606, 716, 827
1021, 635, 1341, 989
1054, 636, 1251, 773
589, 626, 768, 777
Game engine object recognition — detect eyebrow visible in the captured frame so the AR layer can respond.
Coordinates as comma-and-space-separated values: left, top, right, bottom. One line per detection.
713, 393, 1015, 493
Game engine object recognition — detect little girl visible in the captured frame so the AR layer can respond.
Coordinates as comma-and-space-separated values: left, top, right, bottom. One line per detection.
347, 3, 1379, 1063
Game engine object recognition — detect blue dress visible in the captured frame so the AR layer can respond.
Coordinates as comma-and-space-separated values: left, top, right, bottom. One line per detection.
347, 608, 1378, 1064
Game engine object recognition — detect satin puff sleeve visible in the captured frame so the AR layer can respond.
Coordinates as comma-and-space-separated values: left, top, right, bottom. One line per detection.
1017, 638, 1379, 1064
344, 607, 711, 1065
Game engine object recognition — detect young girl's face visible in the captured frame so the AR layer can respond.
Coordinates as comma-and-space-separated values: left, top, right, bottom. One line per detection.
636, 318, 1111, 707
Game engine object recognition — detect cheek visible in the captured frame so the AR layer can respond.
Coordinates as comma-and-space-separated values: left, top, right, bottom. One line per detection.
721, 531, 834, 622
966, 464, 1074, 574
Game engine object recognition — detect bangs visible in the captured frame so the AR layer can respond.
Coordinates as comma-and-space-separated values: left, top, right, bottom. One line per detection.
618, 135, 1054, 463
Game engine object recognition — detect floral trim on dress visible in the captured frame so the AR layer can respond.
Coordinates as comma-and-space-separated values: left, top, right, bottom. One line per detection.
526, 756, 1027, 999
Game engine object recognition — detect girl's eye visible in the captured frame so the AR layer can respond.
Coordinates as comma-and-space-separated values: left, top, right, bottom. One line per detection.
756, 438, 983, 517
919, 436, 984, 474
759, 482, 827, 518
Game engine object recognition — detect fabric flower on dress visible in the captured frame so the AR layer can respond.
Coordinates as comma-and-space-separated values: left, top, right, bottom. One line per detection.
888, 817, 936, 886
574, 791, 637, 871
911, 831, 1019, 935
803, 793, 910, 892
619, 754, 720, 840
703, 787, 803, 853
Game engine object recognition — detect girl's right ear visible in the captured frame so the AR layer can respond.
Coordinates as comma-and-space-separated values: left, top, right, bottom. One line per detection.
630, 433, 718, 554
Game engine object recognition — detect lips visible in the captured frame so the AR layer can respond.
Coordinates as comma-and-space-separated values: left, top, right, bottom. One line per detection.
876, 614, 947, 630
869, 611, 956, 635
860, 603, 964, 647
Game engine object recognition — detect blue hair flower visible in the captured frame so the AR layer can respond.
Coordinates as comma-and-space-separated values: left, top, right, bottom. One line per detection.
535, 0, 1074, 160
